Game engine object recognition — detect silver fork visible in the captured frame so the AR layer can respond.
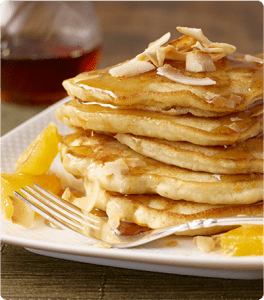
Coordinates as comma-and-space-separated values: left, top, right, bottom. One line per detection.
14, 184, 263, 249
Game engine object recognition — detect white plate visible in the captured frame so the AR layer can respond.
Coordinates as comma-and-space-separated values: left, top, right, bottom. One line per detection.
1, 97, 263, 280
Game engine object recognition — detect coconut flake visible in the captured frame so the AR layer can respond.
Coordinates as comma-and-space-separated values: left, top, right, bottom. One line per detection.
209, 43, 236, 54
193, 41, 236, 54
71, 179, 100, 213
206, 95, 226, 106
224, 122, 241, 132
147, 44, 187, 65
193, 236, 216, 253
244, 54, 263, 64
209, 94, 242, 108
186, 51, 216, 72
192, 41, 236, 61
169, 35, 197, 52
176, 26, 211, 45
205, 92, 221, 101
135, 32, 172, 67
157, 64, 216, 86
144, 52, 158, 67
230, 117, 243, 122
106, 201, 122, 230
109, 59, 155, 77
156, 46, 171, 66
146, 32, 171, 52
103, 158, 130, 179
192, 41, 223, 53
108, 213, 120, 230
136, 32, 171, 62
164, 47, 187, 61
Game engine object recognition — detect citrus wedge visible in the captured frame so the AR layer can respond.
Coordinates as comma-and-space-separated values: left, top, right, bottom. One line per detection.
221, 225, 263, 257
15, 122, 62, 175
1, 172, 62, 227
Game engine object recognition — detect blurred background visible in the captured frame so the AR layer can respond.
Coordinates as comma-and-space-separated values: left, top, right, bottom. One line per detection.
95, 1, 263, 67
1, 1, 263, 135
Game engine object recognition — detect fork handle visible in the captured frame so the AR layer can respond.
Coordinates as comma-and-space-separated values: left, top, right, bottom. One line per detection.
187, 217, 263, 231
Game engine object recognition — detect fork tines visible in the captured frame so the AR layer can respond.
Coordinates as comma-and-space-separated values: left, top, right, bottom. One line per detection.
13, 184, 99, 232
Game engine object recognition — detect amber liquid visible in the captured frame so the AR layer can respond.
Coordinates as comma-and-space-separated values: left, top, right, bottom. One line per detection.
1, 45, 102, 105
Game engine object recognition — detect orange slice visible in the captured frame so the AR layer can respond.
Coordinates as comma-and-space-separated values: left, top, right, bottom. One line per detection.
15, 122, 62, 175
221, 225, 263, 257
1, 172, 62, 227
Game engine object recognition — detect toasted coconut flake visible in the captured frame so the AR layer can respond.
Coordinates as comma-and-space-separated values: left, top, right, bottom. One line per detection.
205, 92, 221, 101
109, 59, 155, 77
157, 64, 216, 86
146, 45, 183, 67
107, 201, 121, 230
169, 35, 197, 52
147, 32, 171, 52
192, 41, 223, 53
192, 42, 236, 61
135, 32, 171, 67
230, 117, 243, 122
209, 94, 243, 108
156, 46, 172, 66
145, 51, 159, 67
177, 26, 211, 45
103, 158, 130, 179
244, 54, 263, 64
228, 94, 243, 107
207, 96, 227, 107
193, 236, 216, 253
71, 179, 100, 213
62, 187, 75, 202
164, 47, 187, 61
186, 51, 216, 72
209, 42, 236, 54
108, 213, 120, 230
224, 122, 241, 132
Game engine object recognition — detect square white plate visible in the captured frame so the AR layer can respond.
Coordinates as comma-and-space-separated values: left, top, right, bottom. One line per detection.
1, 97, 263, 279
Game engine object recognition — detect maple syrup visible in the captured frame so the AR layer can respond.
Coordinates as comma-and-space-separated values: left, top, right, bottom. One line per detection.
117, 221, 150, 236
1, 40, 102, 105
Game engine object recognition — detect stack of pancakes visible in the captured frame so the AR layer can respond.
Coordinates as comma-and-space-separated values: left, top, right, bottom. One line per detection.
56, 27, 263, 237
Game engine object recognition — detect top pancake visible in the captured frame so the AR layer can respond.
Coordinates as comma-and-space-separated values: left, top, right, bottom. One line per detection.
62, 57, 263, 117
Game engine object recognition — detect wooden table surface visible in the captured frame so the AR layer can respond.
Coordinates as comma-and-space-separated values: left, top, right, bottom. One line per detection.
1, 2, 263, 299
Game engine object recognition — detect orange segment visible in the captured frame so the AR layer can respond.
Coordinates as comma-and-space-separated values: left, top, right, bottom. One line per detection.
221, 225, 263, 257
15, 122, 62, 175
1, 172, 62, 227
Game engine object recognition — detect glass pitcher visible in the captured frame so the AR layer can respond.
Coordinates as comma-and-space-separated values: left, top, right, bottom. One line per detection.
1, 1, 102, 105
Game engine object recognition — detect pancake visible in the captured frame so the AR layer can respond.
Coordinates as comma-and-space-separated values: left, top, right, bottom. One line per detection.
115, 133, 263, 174
58, 130, 263, 205
55, 27, 263, 243
61, 179, 263, 237
63, 56, 263, 117
55, 99, 263, 146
